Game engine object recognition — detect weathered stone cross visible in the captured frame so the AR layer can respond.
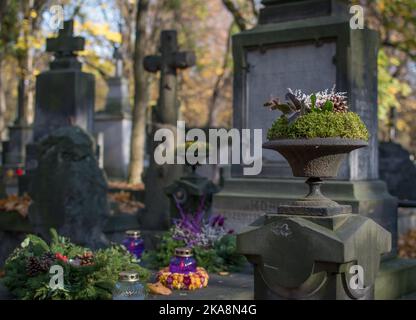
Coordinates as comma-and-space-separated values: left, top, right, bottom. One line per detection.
46, 20, 85, 70
141, 30, 196, 231
144, 30, 196, 125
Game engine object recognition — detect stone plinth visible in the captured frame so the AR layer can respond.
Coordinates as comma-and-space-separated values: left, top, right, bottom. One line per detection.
214, 0, 398, 253
238, 213, 391, 299
33, 20, 94, 141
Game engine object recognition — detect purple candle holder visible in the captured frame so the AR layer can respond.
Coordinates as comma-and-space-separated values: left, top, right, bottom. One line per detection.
169, 247, 197, 274
123, 230, 144, 261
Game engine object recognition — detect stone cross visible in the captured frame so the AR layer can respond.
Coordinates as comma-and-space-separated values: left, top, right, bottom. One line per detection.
143, 30, 196, 125
141, 30, 195, 231
46, 20, 85, 70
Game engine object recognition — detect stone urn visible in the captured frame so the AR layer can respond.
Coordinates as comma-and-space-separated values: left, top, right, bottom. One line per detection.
263, 138, 368, 215
237, 137, 391, 300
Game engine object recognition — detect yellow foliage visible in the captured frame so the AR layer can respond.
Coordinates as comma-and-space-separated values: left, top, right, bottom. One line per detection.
79, 21, 121, 43
30, 9, 37, 19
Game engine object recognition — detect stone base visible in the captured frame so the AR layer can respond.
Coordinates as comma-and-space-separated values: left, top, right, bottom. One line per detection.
251, 258, 416, 300
214, 178, 397, 253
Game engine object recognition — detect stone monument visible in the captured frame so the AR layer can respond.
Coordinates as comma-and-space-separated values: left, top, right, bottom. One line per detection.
20, 20, 95, 195
379, 142, 416, 201
216, 0, 416, 299
214, 0, 396, 248
237, 138, 391, 299
140, 30, 195, 232
33, 20, 94, 141
28, 126, 109, 248
94, 46, 132, 179
2, 80, 33, 171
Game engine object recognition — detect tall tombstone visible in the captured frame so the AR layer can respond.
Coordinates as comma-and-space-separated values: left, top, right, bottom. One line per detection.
214, 0, 398, 251
33, 20, 94, 141
94, 46, 132, 179
141, 30, 195, 232
2, 80, 33, 171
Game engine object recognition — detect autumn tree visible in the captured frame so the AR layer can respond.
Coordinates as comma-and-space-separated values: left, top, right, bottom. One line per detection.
359, 0, 416, 149
0, 0, 19, 139
128, 0, 150, 184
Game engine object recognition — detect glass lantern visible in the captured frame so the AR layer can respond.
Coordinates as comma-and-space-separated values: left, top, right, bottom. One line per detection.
123, 230, 144, 261
112, 271, 146, 300
169, 247, 197, 274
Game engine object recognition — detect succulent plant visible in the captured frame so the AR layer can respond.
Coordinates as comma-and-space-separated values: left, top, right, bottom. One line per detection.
264, 91, 308, 124
264, 86, 348, 123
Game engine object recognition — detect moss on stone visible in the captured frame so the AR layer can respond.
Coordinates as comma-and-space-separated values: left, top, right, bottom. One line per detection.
267, 111, 369, 141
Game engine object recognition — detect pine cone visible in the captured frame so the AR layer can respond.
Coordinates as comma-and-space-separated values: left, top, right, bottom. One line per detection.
38, 252, 56, 272
26, 257, 43, 277
329, 95, 348, 112
77, 252, 94, 266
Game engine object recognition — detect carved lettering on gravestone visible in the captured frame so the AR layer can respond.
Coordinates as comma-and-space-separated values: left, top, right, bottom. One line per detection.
244, 41, 336, 175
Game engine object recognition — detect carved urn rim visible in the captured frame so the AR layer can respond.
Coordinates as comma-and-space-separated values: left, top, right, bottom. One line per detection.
262, 137, 368, 179
263, 137, 369, 148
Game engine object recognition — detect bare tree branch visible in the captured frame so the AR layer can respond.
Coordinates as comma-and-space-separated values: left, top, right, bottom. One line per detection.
222, 0, 247, 31
249, 0, 258, 18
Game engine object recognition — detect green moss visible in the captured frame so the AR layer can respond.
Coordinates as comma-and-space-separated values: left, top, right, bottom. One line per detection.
267, 112, 369, 141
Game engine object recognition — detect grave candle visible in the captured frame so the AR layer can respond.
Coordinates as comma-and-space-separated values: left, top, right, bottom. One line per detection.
169, 247, 197, 274
122, 230, 144, 260
112, 271, 146, 300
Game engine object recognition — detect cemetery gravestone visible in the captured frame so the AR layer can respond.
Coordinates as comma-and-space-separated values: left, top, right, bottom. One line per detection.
379, 142, 416, 201
28, 126, 109, 248
2, 81, 33, 171
141, 30, 195, 233
94, 47, 132, 179
20, 19, 95, 195
33, 20, 94, 141
214, 0, 397, 251
216, 0, 416, 299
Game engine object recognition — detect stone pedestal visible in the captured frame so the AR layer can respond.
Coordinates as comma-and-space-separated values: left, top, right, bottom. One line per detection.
33, 20, 94, 142
34, 69, 94, 142
218, 0, 416, 299
216, 178, 397, 255
214, 0, 398, 252
94, 49, 132, 180
238, 213, 391, 300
